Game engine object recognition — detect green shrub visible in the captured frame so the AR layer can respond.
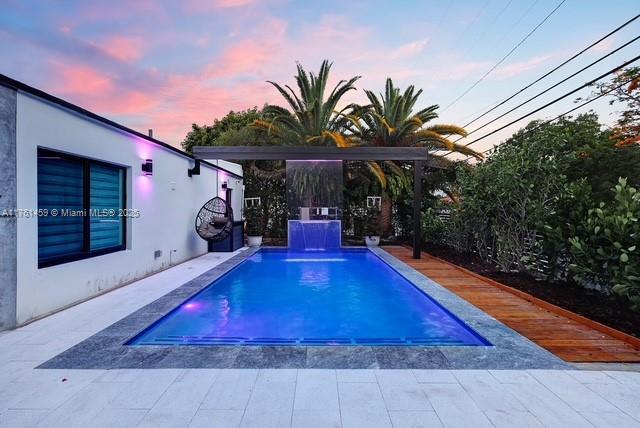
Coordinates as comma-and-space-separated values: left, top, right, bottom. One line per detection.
363, 207, 381, 237
442, 207, 472, 253
568, 178, 640, 308
541, 179, 594, 281
422, 208, 445, 246
446, 114, 640, 277
244, 170, 286, 239
450, 127, 569, 272
243, 205, 265, 236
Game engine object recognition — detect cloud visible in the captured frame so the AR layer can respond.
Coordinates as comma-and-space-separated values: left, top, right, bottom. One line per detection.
75, 0, 168, 23
99, 35, 145, 63
202, 17, 288, 78
491, 55, 551, 79
395, 38, 429, 59
426, 54, 551, 86
1, 23, 160, 92
3, 8, 439, 145
213, 0, 259, 7
52, 62, 113, 95
3, 3, 512, 146
350, 37, 429, 64
592, 38, 613, 53
439, 61, 491, 81
181, 0, 261, 13
141, 80, 278, 141
50, 61, 159, 115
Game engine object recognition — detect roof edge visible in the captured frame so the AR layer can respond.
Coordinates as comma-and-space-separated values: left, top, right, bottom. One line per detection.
0, 73, 242, 179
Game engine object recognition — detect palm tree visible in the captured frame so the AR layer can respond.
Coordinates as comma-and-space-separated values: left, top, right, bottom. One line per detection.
346, 78, 484, 236
253, 60, 361, 147
254, 64, 482, 238
353, 78, 482, 157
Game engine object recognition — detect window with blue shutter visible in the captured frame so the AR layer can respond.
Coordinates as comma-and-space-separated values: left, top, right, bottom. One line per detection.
90, 163, 124, 251
37, 149, 126, 267
37, 154, 85, 263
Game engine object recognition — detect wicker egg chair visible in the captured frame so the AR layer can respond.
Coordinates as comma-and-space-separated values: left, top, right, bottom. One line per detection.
195, 197, 233, 243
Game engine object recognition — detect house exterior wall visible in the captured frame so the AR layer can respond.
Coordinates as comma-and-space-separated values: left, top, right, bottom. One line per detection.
210, 160, 244, 218
13, 92, 243, 326
0, 86, 17, 330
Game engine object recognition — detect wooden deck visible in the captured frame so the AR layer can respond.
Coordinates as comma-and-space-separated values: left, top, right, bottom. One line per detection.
384, 246, 640, 363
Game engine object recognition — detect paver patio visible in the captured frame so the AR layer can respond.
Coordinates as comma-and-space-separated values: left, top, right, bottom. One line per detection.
1, 250, 639, 427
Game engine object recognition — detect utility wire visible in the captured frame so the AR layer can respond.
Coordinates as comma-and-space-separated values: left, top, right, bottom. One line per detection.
467, 84, 622, 161
492, 0, 540, 49
435, 0, 539, 124
458, 75, 636, 163
461, 0, 515, 58
457, 13, 640, 130
441, 0, 566, 112
463, 85, 623, 162
451, 0, 494, 52
447, 54, 640, 155
439, 14, 640, 157
442, 34, 640, 157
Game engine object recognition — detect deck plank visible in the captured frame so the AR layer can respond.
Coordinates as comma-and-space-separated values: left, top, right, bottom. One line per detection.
383, 246, 640, 363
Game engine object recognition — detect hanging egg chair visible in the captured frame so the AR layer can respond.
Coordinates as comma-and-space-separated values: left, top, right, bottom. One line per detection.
195, 197, 233, 243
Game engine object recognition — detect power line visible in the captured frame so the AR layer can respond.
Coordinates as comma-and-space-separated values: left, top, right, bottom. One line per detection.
457, 13, 640, 130
472, 0, 514, 48
447, 54, 640, 154
458, 74, 636, 163
442, 34, 640, 157
445, 0, 541, 124
439, 14, 640, 158
451, 0, 494, 48
492, 0, 540, 48
441, 0, 566, 112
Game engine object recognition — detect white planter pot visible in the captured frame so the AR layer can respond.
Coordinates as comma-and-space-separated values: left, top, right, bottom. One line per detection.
365, 236, 380, 247
247, 236, 263, 247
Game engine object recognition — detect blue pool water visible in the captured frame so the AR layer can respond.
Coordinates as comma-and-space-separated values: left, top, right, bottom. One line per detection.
130, 249, 489, 346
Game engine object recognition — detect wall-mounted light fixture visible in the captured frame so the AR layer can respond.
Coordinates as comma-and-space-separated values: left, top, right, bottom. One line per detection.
188, 159, 201, 177
141, 159, 153, 176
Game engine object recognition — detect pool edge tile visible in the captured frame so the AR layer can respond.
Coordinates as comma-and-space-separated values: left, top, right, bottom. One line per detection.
37, 246, 571, 370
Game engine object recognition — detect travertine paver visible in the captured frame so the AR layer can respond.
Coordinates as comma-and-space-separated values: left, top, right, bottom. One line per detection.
0, 252, 638, 427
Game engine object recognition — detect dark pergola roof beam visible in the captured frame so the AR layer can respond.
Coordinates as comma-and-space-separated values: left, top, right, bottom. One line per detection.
193, 146, 444, 167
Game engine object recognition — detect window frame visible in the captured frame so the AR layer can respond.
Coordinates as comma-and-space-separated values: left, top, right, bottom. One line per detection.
37, 148, 127, 268
244, 197, 261, 208
367, 196, 382, 209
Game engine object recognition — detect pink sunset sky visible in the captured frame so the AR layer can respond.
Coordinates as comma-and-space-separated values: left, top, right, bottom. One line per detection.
1, 0, 638, 156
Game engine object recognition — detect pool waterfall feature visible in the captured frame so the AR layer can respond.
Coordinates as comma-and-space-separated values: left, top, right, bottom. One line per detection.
285, 160, 344, 251
288, 220, 341, 251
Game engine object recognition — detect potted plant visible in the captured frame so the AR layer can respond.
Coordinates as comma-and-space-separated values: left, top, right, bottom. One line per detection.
244, 205, 264, 247
363, 206, 381, 247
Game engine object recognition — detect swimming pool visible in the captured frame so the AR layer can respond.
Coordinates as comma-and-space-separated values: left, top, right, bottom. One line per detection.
129, 249, 490, 346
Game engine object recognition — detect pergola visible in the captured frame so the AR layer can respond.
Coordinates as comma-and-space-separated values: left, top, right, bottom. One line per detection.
193, 146, 445, 259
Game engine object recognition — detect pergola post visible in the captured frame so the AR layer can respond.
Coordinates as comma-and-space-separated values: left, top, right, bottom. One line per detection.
413, 160, 424, 259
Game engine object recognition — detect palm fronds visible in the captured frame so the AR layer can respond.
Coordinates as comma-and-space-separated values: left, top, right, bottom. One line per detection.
256, 60, 360, 146
344, 77, 481, 187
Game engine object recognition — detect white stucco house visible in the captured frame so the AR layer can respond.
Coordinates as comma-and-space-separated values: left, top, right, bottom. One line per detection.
0, 74, 244, 330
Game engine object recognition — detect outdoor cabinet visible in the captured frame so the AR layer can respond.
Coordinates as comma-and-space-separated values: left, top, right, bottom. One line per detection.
208, 220, 245, 252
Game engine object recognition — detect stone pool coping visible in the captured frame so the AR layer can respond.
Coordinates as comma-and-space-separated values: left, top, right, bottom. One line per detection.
39, 247, 570, 370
